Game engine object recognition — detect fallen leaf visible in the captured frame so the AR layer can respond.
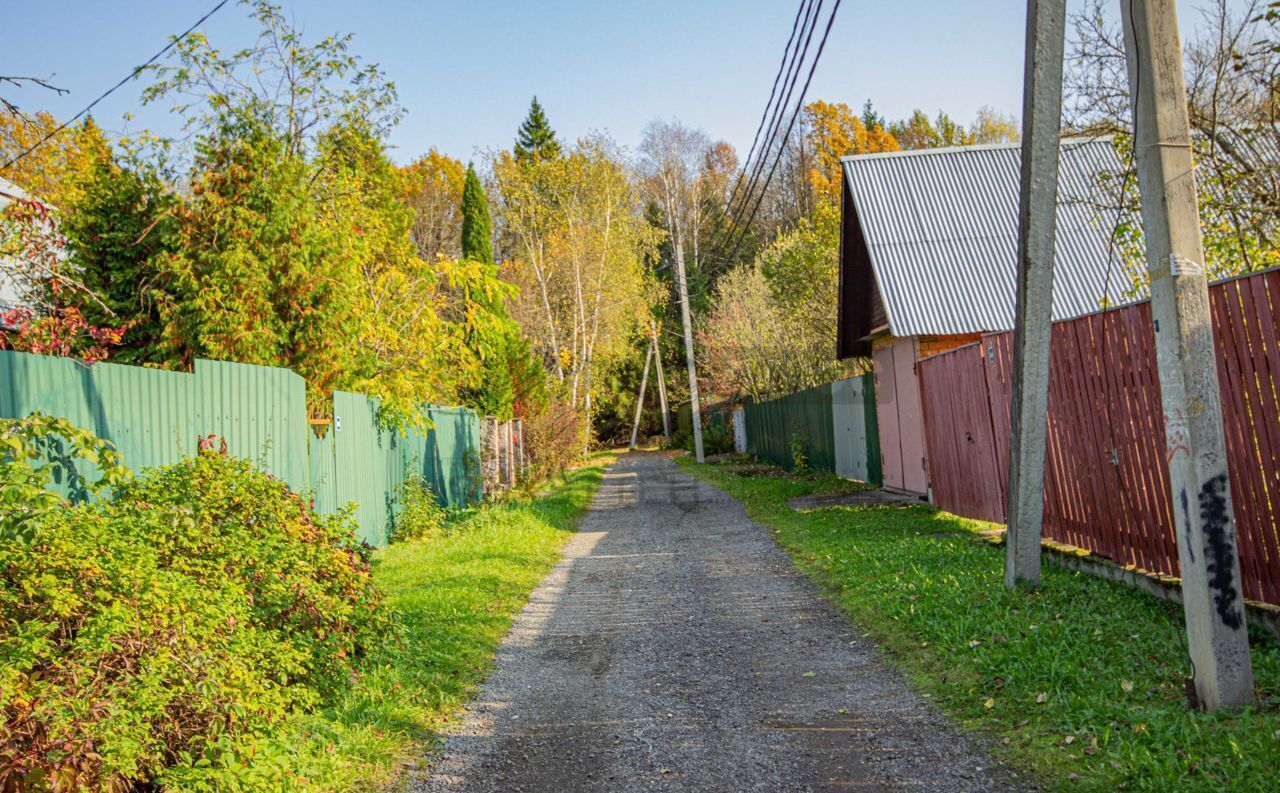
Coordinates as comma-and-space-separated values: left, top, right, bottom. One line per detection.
1121, 679, 1135, 693
984, 697, 995, 710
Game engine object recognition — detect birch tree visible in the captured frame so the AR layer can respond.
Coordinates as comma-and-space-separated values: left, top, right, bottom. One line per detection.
494, 134, 656, 442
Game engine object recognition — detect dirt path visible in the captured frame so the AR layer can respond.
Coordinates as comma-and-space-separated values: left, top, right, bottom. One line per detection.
413, 453, 1019, 792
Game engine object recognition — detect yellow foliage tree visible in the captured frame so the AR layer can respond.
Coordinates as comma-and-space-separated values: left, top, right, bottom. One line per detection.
0, 113, 110, 207
802, 100, 899, 204
397, 148, 466, 262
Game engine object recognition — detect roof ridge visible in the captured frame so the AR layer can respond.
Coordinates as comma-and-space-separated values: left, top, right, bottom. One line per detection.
840, 136, 1114, 164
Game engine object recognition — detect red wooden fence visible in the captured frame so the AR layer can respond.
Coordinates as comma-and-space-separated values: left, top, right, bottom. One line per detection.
918, 268, 1280, 605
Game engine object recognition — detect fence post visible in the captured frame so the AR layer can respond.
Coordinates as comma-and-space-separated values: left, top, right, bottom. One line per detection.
481, 417, 499, 494
513, 418, 524, 477
505, 421, 516, 488
732, 406, 747, 454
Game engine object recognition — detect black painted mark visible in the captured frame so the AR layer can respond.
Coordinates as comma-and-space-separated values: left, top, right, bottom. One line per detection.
1199, 473, 1243, 630
1179, 487, 1195, 563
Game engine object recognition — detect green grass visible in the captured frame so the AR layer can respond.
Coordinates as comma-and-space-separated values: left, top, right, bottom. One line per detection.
269, 454, 614, 790
677, 458, 1280, 792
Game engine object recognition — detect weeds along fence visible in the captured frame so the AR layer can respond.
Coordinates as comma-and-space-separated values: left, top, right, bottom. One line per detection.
743, 374, 881, 484
917, 268, 1280, 606
0, 351, 482, 547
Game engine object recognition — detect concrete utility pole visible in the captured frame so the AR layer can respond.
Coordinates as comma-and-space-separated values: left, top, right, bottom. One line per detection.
629, 339, 654, 450
1005, 0, 1068, 588
651, 321, 672, 442
1121, 0, 1254, 709
674, 240, 705, 462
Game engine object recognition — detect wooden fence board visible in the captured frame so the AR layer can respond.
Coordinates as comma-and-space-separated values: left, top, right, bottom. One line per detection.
917, 269, 1280, 605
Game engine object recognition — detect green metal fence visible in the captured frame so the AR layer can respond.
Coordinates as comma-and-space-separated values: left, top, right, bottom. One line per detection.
744, 383, 836, 472
0, 350, 481, 546
742, 373, 881, 485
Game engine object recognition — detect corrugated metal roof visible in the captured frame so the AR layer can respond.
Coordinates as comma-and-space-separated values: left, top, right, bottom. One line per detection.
842, 139, 1132, 337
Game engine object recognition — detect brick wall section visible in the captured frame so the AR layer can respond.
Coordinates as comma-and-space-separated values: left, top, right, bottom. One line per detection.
869, 333, 985, 360
916, 333, 984, 359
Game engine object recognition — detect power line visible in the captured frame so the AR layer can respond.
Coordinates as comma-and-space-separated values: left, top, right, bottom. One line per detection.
715, 0, 843, 269
1, 0, 231, 172
711, 0, 822, 256
725, 0, 822, 228
718, 0, 813, 235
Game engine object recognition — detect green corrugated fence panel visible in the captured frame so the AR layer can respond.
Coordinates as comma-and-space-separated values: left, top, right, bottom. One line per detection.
424, 405, 482, 507
863, 373, 883, 486
329, 391, 393, 547
308, 428, 338, 515
744, 383, 835, 473
1, 351, 201, 498
1, 350, 483, 547
194, 359, 309, 492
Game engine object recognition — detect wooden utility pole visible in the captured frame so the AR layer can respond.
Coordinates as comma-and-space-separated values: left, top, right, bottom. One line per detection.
1121, 0, 1253, 709
651, 322, 672, 442
674, 240, 705, 462
629, 339, 654, 450
1006, 0, 1068, 588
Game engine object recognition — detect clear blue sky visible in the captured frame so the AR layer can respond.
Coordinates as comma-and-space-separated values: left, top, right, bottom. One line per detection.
4, 0, 1224, 164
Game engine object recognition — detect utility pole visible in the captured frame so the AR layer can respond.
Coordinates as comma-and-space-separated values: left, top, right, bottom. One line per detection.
674, 240, 705, 462
652, 321, 672, 442
629, 339, 654, 450
1005, 0, 1068, 589
1121, 0, 1254, 709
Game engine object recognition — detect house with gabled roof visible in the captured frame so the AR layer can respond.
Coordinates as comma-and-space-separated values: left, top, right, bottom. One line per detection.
835, 138, 1132, 495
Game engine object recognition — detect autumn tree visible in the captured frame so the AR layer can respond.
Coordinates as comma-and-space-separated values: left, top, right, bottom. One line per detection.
801, 100, 899, 204
1066, 0, 1280, 279
54, 157, 177, 364
398, 149, 465, 262
699, 244, 860, 403
495, 133, 657, 440
970, 106, 1020, 144
133, 0, 505, 419
141, 1, 401, 158
0, 113, 110, 208
513, 96, 561, 163
888, 109, 975, 150
0, 113, 126, 362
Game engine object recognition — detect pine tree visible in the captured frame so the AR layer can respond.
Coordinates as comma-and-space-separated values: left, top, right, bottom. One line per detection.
860, 99, 883, 132
514, 96, 561, 163
460, 163, 493, 265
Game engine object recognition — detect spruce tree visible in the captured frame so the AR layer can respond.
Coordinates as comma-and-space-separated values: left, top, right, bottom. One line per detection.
514, 96, 561, 163
460, 163, 493, 266
860, 99, 883, 132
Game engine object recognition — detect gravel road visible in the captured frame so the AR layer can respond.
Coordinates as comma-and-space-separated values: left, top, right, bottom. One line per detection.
412, 452, 1020, 792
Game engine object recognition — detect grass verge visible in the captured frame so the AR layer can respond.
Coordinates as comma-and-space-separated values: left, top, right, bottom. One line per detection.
273, 453, 614, 790
677, 458, 1280, 792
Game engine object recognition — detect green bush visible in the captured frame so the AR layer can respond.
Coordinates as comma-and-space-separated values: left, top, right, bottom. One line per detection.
390, 474, 448, 542
790, 433, 809, 472
702, 422, 735, 454
671, 422, 734, 455
0, 417, 388, 790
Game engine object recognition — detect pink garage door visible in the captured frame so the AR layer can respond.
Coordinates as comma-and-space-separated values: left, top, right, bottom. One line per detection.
874, 337, 929, 495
